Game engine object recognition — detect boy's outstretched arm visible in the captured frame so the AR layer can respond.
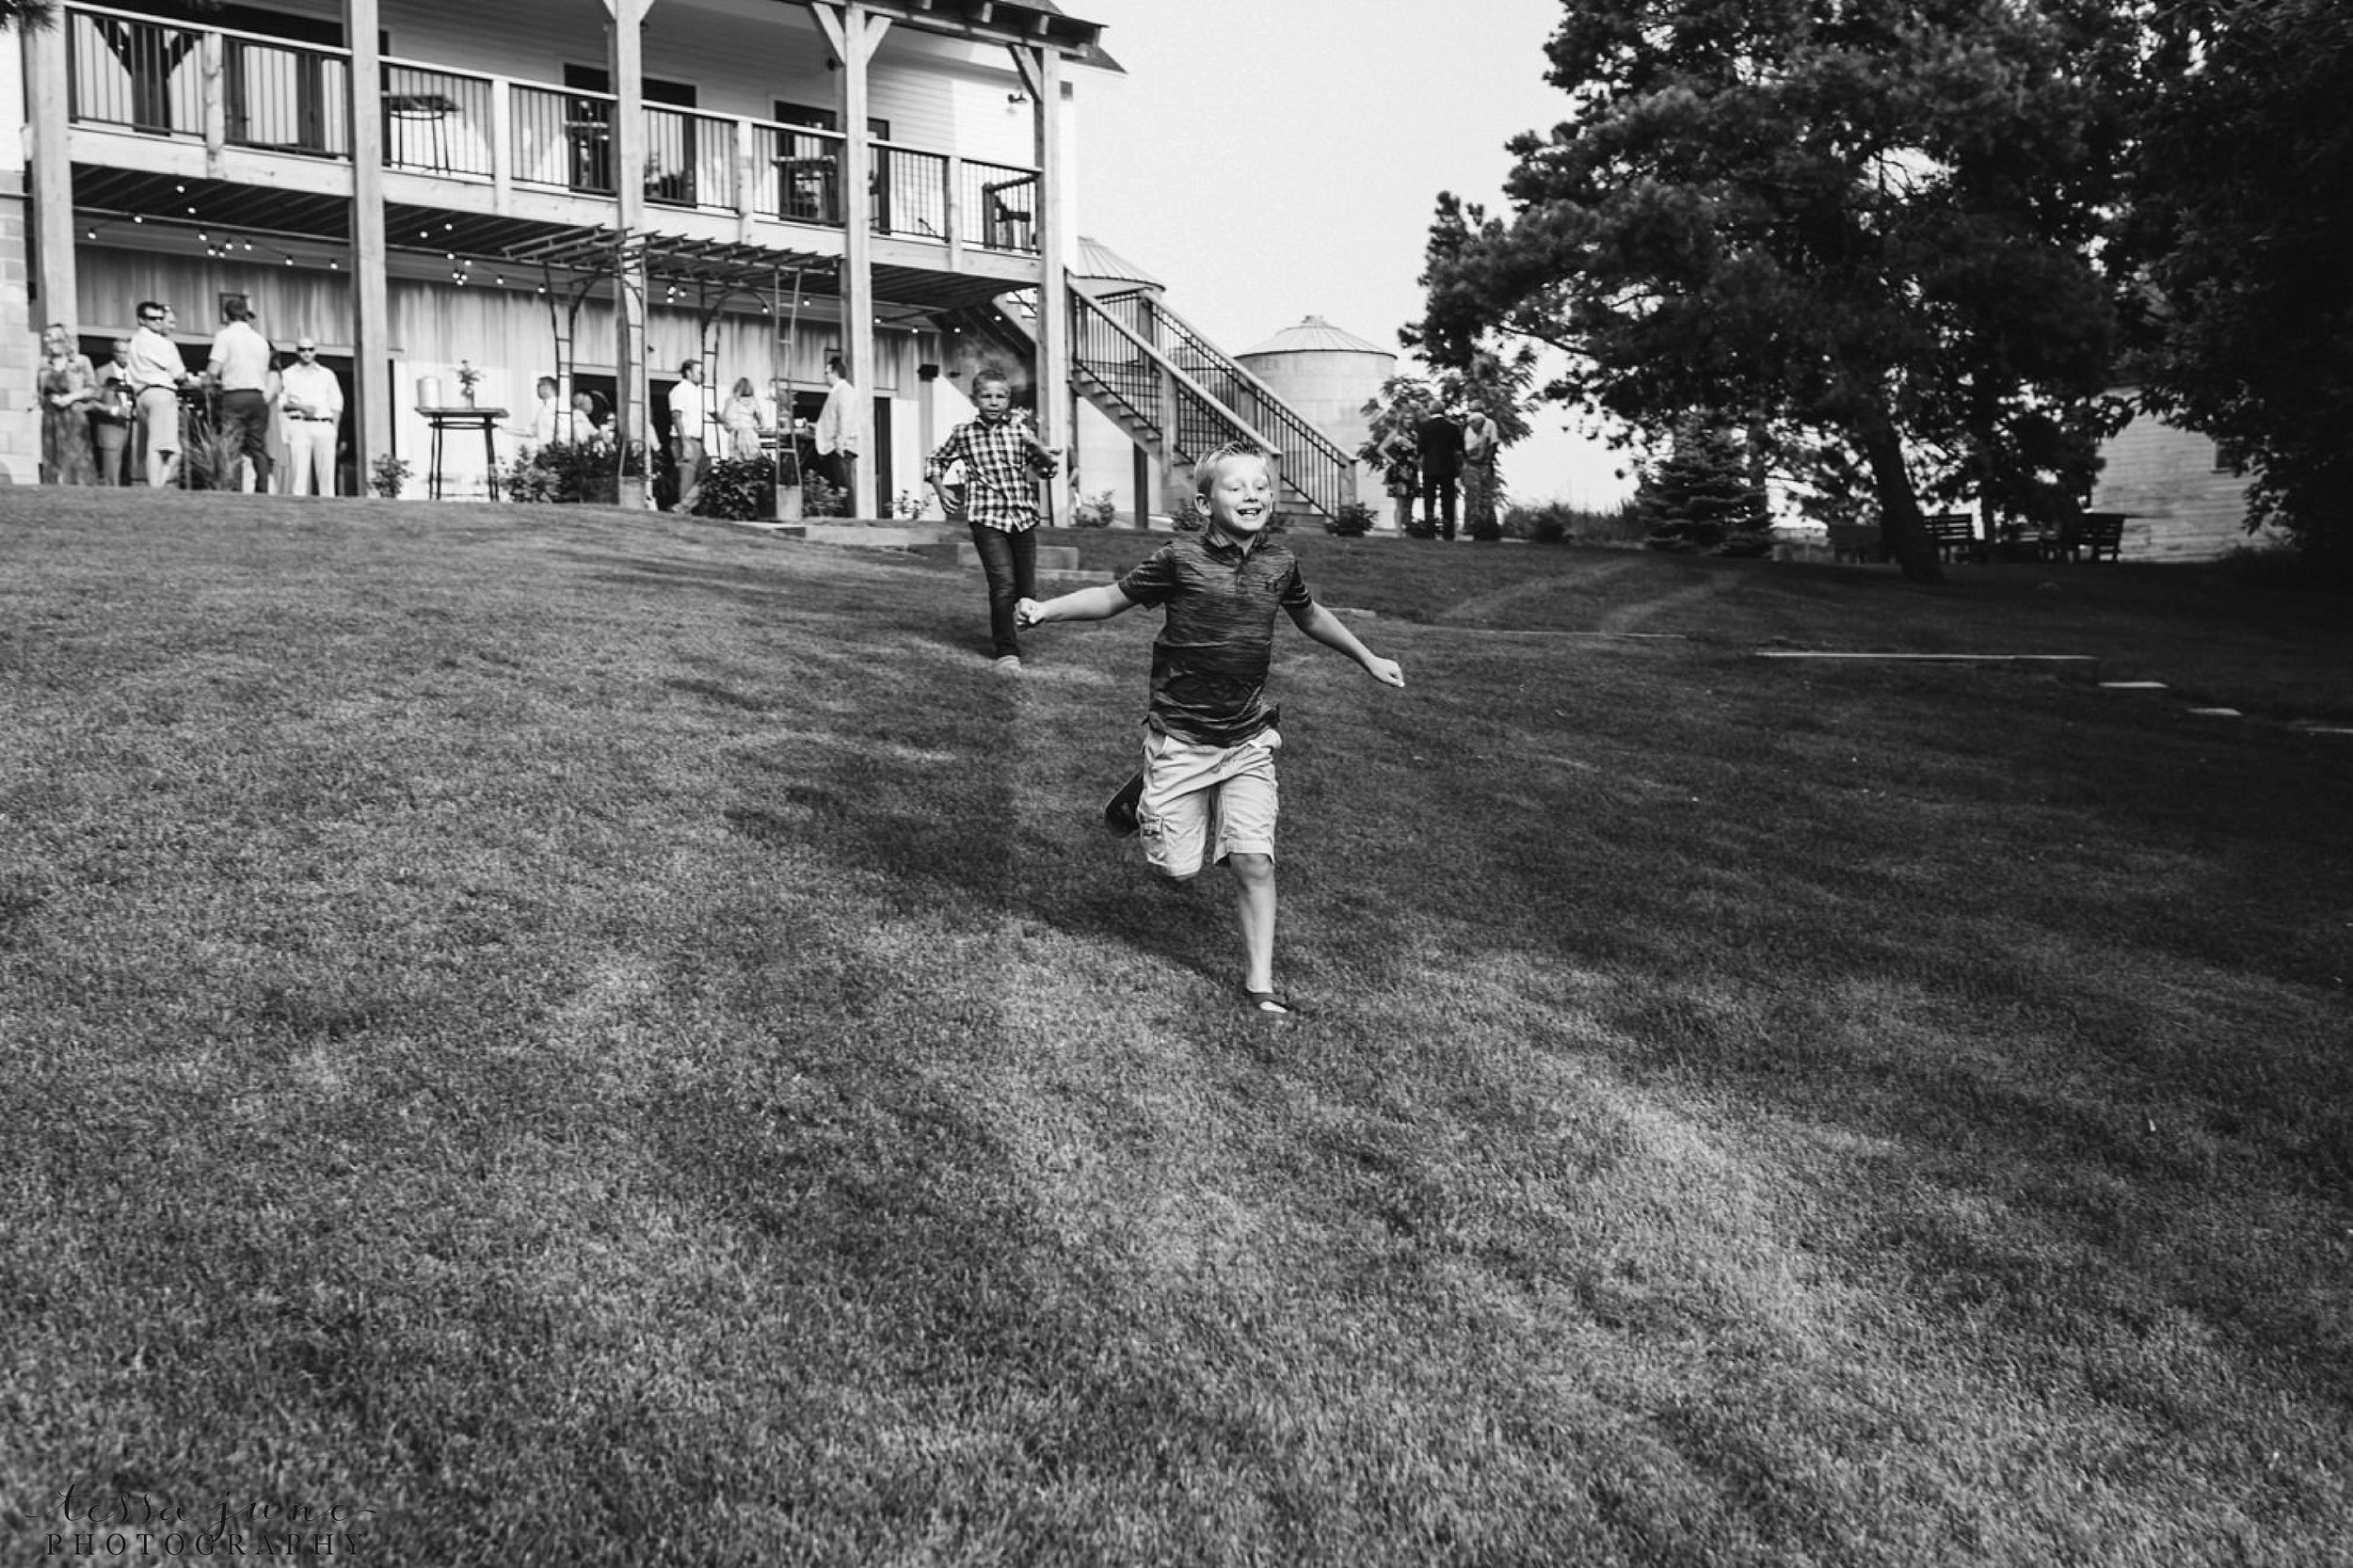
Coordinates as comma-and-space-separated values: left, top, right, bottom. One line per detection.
1016, 584, 1136, 628
1290, 602, 1405, 687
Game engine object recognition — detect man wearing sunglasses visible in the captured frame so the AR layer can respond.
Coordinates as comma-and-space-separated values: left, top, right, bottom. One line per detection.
278, 339, 344, 497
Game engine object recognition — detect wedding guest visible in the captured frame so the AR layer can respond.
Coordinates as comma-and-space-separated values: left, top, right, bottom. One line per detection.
277, 336, 344, 496
38, 323, 99, 486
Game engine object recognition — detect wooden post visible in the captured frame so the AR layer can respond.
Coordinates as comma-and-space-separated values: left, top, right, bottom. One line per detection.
200, 32, 227, 174
610, 0, 655, 505
813, 2, 889, 517
1018, 41, 1070, 527
347, 0, 392, 485
488, 77, 513, 209
24, 16, 75, 329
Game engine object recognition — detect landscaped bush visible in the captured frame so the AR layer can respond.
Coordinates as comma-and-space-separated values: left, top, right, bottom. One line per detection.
504, 440, 622, 505
369, 453, 413, 499
1071, 489, 1117, 528
801, 473, 848, 519
1326, 500, 1379, 536
1501, 499, 1646, 544
692, 457, 777, 521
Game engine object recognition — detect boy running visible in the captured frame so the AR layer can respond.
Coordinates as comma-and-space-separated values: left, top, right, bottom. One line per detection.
1016, 446, 1405, 1016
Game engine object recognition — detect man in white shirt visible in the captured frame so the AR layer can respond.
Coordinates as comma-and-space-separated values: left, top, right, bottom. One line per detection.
205, 296, 275, 492
126, 299, 190, 488
815, 354, 865, 515
667, 359, 708, 513
525, 376, 570, 454
277, 337, 344, 496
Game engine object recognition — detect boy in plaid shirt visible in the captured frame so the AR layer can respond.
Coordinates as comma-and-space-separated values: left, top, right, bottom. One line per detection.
1016, 445, 1405, 1016
926, 365, 1061, 669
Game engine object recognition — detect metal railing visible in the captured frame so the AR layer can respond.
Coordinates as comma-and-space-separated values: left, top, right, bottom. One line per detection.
60, 3, 1046, 257
70, 7, 351, 157
875, 143, 946, 240
754, 122, 845, 226
1151, 298, 1352, 520
961, 159, 1038, 254
511, 84, 614, 195
645, 104, 736, 212
382, 61, 490, 178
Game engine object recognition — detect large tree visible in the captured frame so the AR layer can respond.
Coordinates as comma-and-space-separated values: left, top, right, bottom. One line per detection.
1415, 0, 2142, 584
2130, 0, 2353, 571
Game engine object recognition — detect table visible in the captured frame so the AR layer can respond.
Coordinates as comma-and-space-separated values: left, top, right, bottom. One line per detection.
776, 154, 840, 223
419, 407, 508, 501
384, 92, 458, 173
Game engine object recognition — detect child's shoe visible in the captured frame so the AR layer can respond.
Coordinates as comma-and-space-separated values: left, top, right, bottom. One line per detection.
1102, 770, 1144, 837
1242, 989, 1316, 1018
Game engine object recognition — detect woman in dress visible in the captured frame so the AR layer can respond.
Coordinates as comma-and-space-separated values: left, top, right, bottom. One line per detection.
39, 323, 99, 486
721, 376, 766, 461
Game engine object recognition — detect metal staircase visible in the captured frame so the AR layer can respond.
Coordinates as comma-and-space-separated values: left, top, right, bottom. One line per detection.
946, 286, 1354, 524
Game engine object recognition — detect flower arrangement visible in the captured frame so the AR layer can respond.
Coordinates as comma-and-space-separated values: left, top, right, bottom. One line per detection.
455, 360, 482, 405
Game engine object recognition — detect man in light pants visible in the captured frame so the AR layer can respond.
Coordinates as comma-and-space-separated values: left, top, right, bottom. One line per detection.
278, 338, 344, 496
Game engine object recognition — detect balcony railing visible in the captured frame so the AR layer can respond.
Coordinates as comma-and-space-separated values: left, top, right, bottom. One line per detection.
61, 2, 1040, 257
70, 8, 352, 158
961, 159, 1038, 255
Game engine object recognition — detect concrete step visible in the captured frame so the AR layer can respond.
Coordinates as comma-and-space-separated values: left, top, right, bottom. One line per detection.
785, 521, 958, 549
957, 542, 1082, 572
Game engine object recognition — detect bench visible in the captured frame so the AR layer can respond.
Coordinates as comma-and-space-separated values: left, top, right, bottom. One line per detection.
1924, 511, 1980, 562
2064, 511, 2126, 563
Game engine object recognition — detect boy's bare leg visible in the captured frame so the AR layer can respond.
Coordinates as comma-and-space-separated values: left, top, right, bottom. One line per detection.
1229, 852, 1277, 995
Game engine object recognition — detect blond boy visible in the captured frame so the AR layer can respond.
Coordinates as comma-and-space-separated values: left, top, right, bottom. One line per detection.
1017, 447, 1404, 1016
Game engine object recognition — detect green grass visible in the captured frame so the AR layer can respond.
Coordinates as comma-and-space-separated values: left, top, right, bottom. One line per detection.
4, 488, 2348, 1566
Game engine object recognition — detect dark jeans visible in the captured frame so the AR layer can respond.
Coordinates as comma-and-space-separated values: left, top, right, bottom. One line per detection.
968, 521, 1036, 659
218, 389, 272, 489
819, 450, 856, 517
1420, 467, 1460, 539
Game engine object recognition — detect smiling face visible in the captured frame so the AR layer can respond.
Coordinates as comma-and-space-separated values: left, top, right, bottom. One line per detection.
1199, 452, 1275, 539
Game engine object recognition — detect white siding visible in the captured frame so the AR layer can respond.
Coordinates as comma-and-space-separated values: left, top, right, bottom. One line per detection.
2090, 404, 2265, 563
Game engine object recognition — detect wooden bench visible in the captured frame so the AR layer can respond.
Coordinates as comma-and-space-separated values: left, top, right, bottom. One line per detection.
1924, 511, 1980, 562
2066, 511, 2126, 563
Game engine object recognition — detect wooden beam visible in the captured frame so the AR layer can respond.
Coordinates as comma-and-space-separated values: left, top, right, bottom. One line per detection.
610, 0, 654, 493
1030, 41, 1069, 526
347, 0, 392, 481
24, 17, 77, 329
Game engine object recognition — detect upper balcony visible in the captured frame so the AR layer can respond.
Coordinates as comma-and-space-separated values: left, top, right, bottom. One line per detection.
61, 3, 1048, 296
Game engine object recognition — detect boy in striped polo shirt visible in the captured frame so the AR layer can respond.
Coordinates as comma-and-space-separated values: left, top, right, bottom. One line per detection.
1016, 445, 1405, 1016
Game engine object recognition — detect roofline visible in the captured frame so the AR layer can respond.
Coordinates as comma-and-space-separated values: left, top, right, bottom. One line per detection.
824, 0, 1118, 70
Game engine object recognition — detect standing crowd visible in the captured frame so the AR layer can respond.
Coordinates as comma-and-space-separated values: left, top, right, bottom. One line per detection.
37, 296, 344, 494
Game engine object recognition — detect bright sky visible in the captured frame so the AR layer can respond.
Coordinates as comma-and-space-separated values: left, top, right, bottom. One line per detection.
1068, 0, 1634, 506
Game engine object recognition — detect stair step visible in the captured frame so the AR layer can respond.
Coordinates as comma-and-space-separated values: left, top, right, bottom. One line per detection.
784, 521, 958, 549
958, 542, 1082, 572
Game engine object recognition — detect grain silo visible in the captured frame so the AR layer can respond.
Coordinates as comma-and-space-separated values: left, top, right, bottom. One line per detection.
1236, 316, 1397, 521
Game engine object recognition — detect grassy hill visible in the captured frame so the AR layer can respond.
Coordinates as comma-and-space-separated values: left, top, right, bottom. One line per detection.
3, 488, 2347, 1565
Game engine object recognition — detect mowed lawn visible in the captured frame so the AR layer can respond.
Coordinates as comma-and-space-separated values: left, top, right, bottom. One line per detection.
3, 488, 2348, 1566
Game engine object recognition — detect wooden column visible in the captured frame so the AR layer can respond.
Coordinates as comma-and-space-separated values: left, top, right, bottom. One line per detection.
347, 0, 391, 480
813, 2, 888, 517
610, 0, 655, 498
24, 17, 75, 328
1017, 40, 1070, 526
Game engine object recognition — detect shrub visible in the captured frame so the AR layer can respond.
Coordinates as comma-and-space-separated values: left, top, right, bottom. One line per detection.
1326, 500, 1379, 536
1072, 489, 1117, 528
1500, 499, 1647, 545
694, 457, 777, 521
801, 474, 848, 519
369, 454, 413, 499
504, 440, 621, 505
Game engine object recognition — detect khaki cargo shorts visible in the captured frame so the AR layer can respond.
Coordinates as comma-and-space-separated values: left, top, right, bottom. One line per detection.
1137, 726, 1280, 879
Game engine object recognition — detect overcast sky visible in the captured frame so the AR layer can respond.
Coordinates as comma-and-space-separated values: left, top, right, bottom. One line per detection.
1069, 0, 1633, 506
